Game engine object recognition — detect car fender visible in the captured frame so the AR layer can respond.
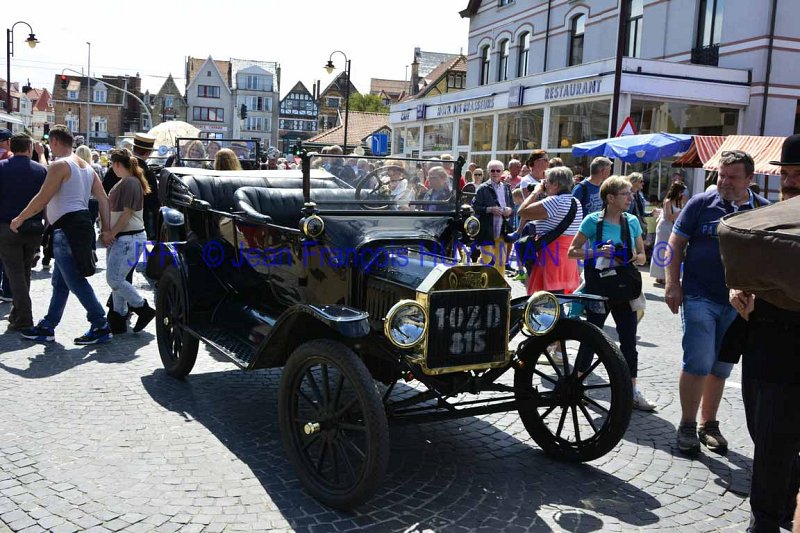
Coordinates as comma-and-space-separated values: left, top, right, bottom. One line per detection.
145, 241, 185, 281
250, 304, 370, 369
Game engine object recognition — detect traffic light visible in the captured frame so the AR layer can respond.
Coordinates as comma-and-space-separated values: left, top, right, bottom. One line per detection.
240, 103, 247, 119
43, 123, 49, 134
60, 75, 68, 89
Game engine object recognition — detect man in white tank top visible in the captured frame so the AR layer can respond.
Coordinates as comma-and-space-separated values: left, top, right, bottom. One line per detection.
10, 125, 114, 344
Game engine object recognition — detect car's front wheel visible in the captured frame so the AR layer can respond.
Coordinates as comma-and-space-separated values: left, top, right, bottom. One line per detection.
514, 318, 632, 462
155, 266, 199, 379
278, 339, 389, 510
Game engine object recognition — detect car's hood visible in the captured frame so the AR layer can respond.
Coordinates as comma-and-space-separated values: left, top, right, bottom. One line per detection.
320, 214, 453, 252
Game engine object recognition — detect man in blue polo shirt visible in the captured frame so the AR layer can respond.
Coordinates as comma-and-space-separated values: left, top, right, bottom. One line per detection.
665, 150, 769, 456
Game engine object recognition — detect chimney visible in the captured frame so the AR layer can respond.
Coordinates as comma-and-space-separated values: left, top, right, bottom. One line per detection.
410, 59, 420, 96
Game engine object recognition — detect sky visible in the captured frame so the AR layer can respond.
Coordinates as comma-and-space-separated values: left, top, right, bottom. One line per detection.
4, 1, 471, 99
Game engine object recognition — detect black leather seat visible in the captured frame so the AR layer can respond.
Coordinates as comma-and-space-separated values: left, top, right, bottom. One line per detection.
173, 175, 339, 212
234, 187, 358, 228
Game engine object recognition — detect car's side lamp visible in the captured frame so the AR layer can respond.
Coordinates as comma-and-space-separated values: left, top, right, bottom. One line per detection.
301, 215, 325, 239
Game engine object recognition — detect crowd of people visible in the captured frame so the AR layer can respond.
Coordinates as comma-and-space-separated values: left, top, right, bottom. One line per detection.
0, 127, 158, 344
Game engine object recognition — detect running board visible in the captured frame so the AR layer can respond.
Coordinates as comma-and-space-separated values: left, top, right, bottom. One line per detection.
192, 326, 257, 369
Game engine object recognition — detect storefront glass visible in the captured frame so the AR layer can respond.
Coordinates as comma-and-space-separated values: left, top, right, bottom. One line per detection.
630, 100, 739, 136
548, 100, 610, 150
423, 122, 454, 152
497, 109, 544, 154
471, 115, 494, 152
459, 119, 470, 146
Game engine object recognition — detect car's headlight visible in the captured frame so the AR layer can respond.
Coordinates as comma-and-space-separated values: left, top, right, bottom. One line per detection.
464, 216, 480, 238
523, 291, 560, 336
384, 300, 428, 349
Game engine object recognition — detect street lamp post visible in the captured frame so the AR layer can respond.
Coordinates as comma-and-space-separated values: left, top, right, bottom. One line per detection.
5, 21, 39, 129
324, 51, 351, 154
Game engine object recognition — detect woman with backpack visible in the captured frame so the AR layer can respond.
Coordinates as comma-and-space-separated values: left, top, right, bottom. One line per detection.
568, 176, 653, 411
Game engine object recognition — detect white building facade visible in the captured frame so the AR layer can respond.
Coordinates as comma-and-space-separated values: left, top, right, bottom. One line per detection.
390, 0, 800, 191
231, 63, 280, 149
186, 57, 234, 141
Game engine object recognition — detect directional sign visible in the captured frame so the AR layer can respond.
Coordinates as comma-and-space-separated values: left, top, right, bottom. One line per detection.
371, 133, 389, 156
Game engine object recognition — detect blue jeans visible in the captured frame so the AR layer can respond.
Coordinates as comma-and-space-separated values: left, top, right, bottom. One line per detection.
41, 230, 106, 330
680, 295, 737, 378
106, 232, 146, 314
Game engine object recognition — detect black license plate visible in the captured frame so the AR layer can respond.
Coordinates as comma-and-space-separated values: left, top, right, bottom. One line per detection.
426, 289, 510, 369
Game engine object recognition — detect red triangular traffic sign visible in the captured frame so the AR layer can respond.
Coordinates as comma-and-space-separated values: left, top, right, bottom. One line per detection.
615, 116, 637, 137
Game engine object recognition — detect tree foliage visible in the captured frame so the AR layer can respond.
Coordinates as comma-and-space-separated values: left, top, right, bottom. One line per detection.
347, 93, 389, 113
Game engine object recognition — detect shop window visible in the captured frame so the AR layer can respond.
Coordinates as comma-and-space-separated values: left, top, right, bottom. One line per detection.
498, 39, 510, 82
471, 115, 495, 152
394, 128, 406, 153
480, 45, 491, 86
625, 0, 643, 58
630, 99, 738, 136
458, 119, 470, 146
517, 32, 530, 77
423, 123, 454, 152
569, 14, 585, 66
498, 109, 544, 152
402, 127, 420, 151
548, 100, 610, 149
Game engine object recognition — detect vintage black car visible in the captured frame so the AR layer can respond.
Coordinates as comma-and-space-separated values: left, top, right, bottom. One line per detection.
146, 151, 633, 510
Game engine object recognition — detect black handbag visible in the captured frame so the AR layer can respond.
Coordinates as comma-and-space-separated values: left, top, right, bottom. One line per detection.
584, 211, 642, 305
17, 214, 45, 235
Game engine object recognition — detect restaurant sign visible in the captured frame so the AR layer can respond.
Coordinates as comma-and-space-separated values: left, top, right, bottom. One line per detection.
544, 79, 603, 101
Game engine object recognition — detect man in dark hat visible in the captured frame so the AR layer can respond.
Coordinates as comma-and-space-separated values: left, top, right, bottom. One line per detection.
727, 134, 800, 532
772, 134, 800, 201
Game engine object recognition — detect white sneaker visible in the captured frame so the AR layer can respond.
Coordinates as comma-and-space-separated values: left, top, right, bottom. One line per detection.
633, 388, 656, 411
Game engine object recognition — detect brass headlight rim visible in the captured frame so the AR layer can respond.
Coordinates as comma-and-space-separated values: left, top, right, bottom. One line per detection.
384, 299, 429, 349
301, 214, 325, 239
523, 291, 561, 336
464, 215, 480, 238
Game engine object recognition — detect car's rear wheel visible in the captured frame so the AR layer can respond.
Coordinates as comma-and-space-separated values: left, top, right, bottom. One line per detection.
156, 266, 199, 379
278, 339, 389, 510
514, 318, 632, 462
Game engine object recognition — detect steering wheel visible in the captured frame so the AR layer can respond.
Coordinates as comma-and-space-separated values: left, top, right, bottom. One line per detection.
354, 164, 409, 210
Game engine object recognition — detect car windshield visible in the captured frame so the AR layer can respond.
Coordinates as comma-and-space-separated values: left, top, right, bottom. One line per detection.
176, 137, 261, 169
309, 154, 459, 214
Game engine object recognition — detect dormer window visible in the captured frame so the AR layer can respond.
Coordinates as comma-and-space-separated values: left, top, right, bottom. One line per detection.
93, 88, 107, 103
67, 90, 78, 100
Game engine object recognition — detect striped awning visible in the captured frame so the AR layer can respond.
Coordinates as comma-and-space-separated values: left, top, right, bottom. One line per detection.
672, 136, 725, 168
703, 135, 786, 176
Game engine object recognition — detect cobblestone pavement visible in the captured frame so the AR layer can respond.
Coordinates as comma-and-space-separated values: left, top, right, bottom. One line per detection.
0, 249, 752, 532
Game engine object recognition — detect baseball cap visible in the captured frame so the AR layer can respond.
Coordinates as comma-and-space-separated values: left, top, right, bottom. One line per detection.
0, 129, 12, 141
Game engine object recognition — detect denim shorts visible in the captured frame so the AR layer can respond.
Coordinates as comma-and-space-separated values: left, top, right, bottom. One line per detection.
681, 295, 738, 378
